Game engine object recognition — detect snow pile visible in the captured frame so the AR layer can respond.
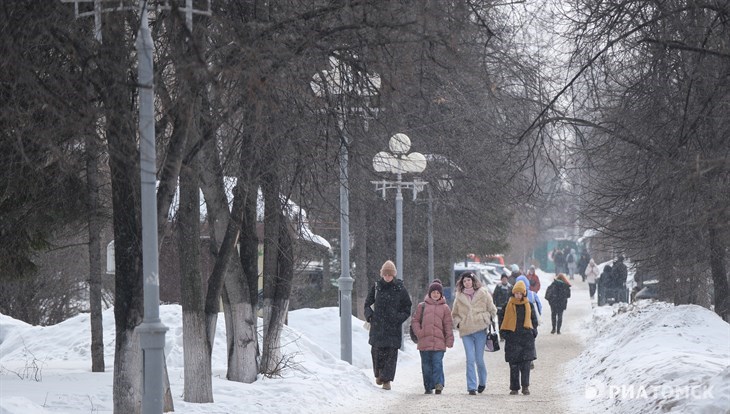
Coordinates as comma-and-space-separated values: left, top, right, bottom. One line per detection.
566, 300, 730, 413
0, 305, 417, 414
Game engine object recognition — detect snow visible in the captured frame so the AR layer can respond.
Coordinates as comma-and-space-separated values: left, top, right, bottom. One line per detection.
565, 300, 730, 413
1, 272, 729, 413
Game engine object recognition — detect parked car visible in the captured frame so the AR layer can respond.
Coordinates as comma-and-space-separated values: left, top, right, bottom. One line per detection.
635, 280, 659, 300
453, 262, 496, 294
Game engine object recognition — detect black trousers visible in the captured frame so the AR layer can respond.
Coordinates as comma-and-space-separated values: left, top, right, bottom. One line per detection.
497, 309, 505, 330
589, 283, 596, 298
371, 346, 399, 382
509, 361, 531, 390
551, 309, 564, 332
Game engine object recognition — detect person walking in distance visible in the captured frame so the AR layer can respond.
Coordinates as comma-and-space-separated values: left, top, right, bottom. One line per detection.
566, 249, 577, 280
364, 260, 412, 390
525, 265, 541, 293
544, 273, 572, 334
411, 279, 454, 395
451, 271, 498, 395
552, 248, 565, 275
584, 259, 600, 300
507, 264, 522, 286
492, 274, 512, 340
500, 280, 538, 395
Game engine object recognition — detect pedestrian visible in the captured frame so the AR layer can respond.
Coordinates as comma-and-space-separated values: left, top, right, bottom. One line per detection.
525, 265, 541, 293
553, 248, 565, 275
584, 259, 600, 300
566, 249, 577, 280
492, 273, 512, 337
516, 275, 543, 316
597, 264, 612, 306
411, 279, 454, 395
577, 251, 591, 282
611, 255, 628, 302
499, 280, 538, 396
507, 264, 522, 286
544, 273, 572, 334
364, 260, 412, 390
451, 271, 498, 395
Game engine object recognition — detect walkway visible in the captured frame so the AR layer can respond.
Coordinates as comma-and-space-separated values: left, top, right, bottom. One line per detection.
341, 273, 591, 413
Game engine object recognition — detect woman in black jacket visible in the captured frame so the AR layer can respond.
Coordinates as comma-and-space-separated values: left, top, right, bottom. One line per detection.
499, 280, 538, 395
364, 260, 412, 390
544, 273, 572, 334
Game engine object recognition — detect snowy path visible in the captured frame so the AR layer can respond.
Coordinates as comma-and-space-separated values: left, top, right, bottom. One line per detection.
336, 274, 592, 413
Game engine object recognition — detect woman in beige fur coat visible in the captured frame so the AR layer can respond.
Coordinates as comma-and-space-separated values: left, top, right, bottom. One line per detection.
451, 271, 498, 395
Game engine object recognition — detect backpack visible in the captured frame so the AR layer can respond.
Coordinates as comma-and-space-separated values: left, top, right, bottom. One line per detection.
567, 253, 575, 263
409, 303, 424, 343
545, 284, 555, 302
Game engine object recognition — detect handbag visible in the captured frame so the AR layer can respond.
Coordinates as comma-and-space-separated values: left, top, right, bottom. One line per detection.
409, 303, 424, 343
485, 322, 500, 352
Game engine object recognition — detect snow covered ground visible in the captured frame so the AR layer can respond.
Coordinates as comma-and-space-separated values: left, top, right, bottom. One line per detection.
565, 300, 730, 414
1, 271, 728, 413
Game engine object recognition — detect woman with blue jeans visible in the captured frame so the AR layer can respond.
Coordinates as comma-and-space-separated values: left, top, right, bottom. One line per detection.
451, 272, 498, 395
411, 280, 454, 394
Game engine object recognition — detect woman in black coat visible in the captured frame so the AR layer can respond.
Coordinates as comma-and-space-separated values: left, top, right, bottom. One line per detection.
544, 273, 572, 334
499, 280, 538, 395
364, 260, 412, 390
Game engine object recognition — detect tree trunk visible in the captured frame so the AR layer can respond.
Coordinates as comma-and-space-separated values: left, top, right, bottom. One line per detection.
85, 132, 105, 373
708, 220, 728, 322
260, 172, 294, 375
198, 130, 259, 383
99, 14, 144, 413
178, 140, 213, 402
354, 192, 368, 320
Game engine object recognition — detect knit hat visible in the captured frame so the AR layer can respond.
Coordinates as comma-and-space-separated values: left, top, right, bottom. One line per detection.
380, 260, 397, 277
428, 280, 443, 296
510, 264, 520, 272
512, 280, 527, 295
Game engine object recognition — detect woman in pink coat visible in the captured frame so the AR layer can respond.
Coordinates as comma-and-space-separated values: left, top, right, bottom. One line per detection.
412, 279, 454, 394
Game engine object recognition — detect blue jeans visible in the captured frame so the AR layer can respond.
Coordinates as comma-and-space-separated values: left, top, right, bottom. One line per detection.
461, 330, 487, 391
419, 350, 445, 391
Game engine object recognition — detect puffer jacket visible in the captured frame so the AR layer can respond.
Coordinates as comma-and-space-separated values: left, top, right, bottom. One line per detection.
501, 301, 538, 363
412, 296, 454, 351
364, 278, 412, 348
451, 287, 498, 337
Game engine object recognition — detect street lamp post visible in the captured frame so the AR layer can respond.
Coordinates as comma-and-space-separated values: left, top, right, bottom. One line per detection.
61, 2, 211, 412
311, 56, 380, 364
372, 133, 427, 282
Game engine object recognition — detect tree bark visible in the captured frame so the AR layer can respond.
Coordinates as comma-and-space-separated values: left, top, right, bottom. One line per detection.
178, 135, 214, 402
98, 14, 144, 413
708, 219, 728, 322
260, 169, 295, 375
198, 129, 259, 383
85, 132, 105, 373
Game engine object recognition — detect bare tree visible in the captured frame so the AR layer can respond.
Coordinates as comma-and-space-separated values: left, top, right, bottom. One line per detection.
556, 0, 729, 319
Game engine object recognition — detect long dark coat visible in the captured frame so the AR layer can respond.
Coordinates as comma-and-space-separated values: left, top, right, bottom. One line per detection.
364, 278, 412, 348
500, 302, 538, 363
545, 280, 571, 312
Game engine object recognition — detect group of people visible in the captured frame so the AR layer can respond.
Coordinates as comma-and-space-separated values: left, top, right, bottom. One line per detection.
365, 260, 564, 396
364, 252, 633, 396
551, 246, 591, 281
